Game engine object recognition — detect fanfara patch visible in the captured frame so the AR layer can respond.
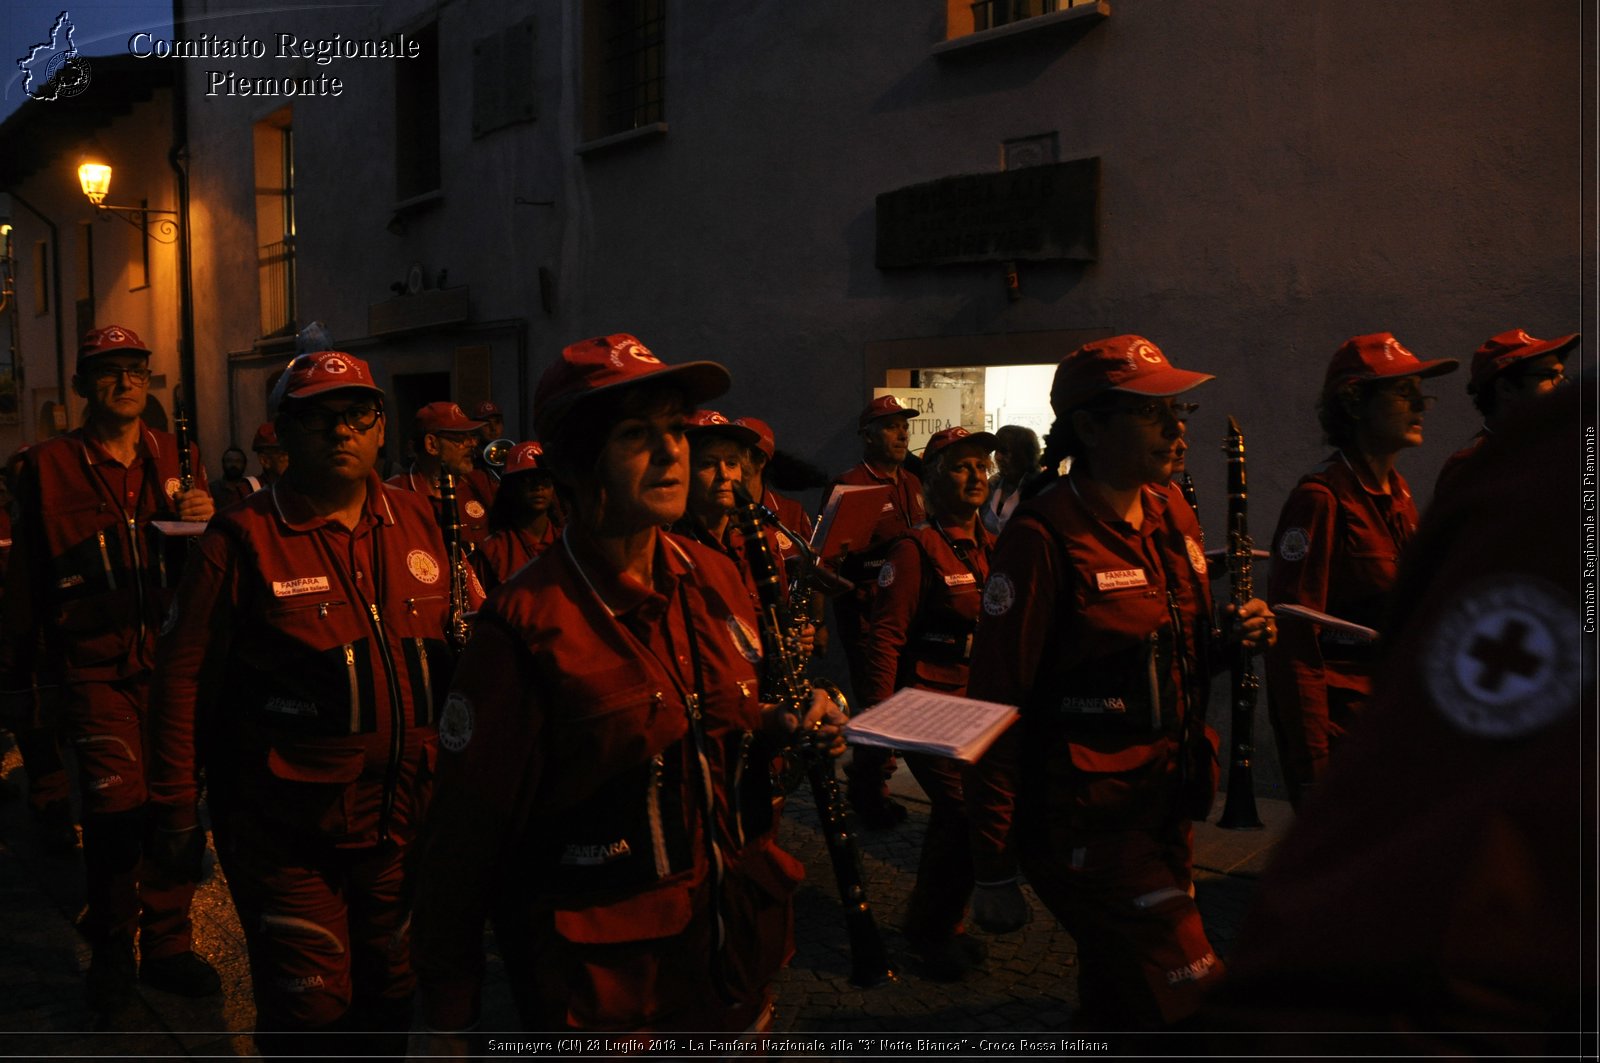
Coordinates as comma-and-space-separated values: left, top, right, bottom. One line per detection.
1422, 575, 1581, 739
1185, 535, 1208, 576
464, 500, 486, 520
727, 614, 764, 663
272, 576, 331, 598
407, 549, 441, 584
983, 572, 1016, 616
164, 477, 181, 500
877, 561, 896, 588
1278, 527, 1310, 562
438, 693, 474, 753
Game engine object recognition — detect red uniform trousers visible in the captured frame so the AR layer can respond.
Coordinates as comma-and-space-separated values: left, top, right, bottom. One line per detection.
69, 676, 195, 956
901, 753, 971, 943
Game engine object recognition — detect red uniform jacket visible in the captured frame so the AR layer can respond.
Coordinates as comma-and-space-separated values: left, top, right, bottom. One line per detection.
860, 521, 991, 708
3, 426, 207, 687
387, 468, 491, 546
1205, 387, 1589, 1054
147, 474, 450, 849
412, 531, 800, 1031
763, 488, 813, 563
1264, 452, 1418, 793
964, 479, 1216, 881
471, 521, 557, 592
210, 476, 258, 511
1435, 428, 1488, 498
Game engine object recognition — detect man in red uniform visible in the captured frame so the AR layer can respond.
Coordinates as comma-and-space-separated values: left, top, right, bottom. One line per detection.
1204, 384, 1589, 1056
388, 401, 492, 546
148, 350, 451, 1058
828, 394, 924, 827
1, 324, 219, 1015
210, 446, 259, 509
470, 441, 559, 592
1435, 327, 1578, 493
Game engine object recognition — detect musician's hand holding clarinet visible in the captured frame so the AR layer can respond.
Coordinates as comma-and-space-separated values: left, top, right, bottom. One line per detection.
774, 686, 849, 758
1222, 599, 1277, 653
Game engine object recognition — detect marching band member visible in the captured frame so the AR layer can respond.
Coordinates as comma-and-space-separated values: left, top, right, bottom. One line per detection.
471, 441, 558, 592
388, 401, 492, 546
1436, 327, 1577, 493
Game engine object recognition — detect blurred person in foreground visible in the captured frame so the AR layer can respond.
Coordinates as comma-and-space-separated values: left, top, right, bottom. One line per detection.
1435, 327, 1577, 493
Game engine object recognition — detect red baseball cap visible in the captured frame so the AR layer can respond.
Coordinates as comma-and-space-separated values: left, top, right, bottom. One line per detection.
922, 425, 998, 465
534, 333, 730, 438
685, 409, 761, 448
504, 440, 546, 476
859, 394, 913, 429
472, 400, 503, 420
78, 324, 150, 366
1324, 332, 1458, 389
251, 422, 282, 451
1466, 329, 1580, 394
271, 350, 384, 412
1050, 335, 1213, 413
415, 401, 485, 435
733, 416, 776, 459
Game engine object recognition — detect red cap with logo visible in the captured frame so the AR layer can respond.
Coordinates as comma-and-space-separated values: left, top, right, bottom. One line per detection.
685, 409, 761, 448
733, 416, 776, 459
415, 401, 485, 434
922, 425, 999, 465
534, 333, 730, 439
1323, 332, 1458, 389
1050, 335, 1214, 413
503, 440, 546, 476
271, 350, 384, 413
78, 324, 150, 366
859, 394, 912, 430
472, 400, 503, 420
251, 422, 282, 451
1466, 329, 1579, 394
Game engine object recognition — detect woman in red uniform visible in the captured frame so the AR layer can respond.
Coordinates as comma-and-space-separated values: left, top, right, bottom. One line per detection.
470, 440, 558, 592
963, 335, 1274, 1034
1264, 332, 1457, 808
860, 426, 996, 980
412, 334, 843, 1045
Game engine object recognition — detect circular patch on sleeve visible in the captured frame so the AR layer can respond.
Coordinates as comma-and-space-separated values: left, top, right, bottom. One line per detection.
407, 549, 441, 584
983, 572, 1016, 616
1184, 535, 1208, 576
164, 477, 181, 500
1277, 527, 1309, 562
1422, 575, 1581, 738
464, 500, 486, 520
438, 693, 474, 753
877, 561, 896, 588
727, 614, 764, 663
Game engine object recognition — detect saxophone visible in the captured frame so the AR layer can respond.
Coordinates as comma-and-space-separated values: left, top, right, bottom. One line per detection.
438, 470, 472, 653
730, 486, 895, 988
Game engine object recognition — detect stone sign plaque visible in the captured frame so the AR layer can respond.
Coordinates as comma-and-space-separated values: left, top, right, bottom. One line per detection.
875, 157, 1098, 268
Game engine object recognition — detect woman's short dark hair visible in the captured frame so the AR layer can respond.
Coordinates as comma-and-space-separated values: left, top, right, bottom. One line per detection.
1316, 378, 1369, 449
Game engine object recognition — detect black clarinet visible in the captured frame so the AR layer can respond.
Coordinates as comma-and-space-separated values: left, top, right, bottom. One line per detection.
1218, 417, 1264, 830
438, 470, 471, 653
173, 385, 194, 495
730, 489, 895, 988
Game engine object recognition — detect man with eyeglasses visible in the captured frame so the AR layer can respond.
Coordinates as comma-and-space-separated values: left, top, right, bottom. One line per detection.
388, 401, 493, 547
0, 324, 219, 1016
146, 350, 453, 1056
1436, 328, 1579, 494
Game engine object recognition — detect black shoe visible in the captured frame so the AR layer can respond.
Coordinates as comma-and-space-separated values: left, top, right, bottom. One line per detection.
33, 800, 78, 856
140, 951, 222, 997
851, 795, 908, 830
86, 935, 137, 1014
907, 933, 986, 982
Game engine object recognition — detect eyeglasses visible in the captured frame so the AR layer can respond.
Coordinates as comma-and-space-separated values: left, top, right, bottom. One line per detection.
88, 366, 152, 386
289, 403, 383, 433
435, 432, 477, 446
1378, 384, 1436, 410
1106, 400, 1199, 426
1522, 369, 1567, 386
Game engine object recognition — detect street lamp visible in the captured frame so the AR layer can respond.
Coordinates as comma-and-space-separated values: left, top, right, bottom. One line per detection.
76, 158, 178, 243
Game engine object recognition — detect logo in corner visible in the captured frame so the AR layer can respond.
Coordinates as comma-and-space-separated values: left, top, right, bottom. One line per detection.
438, 693, 474, 753
18, 12, 93, 102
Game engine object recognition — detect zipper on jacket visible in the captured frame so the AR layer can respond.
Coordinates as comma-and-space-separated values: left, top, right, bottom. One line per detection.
96, 532, 117, 590
682, 690, 729, 980
366, 602, 406, 843
414, 637, 432, 711
343, 644, 359, 734
732, 730, 754, 850
1146, 631, 1162, 730
646, 751, 669, 877
125, 517, 147, 646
